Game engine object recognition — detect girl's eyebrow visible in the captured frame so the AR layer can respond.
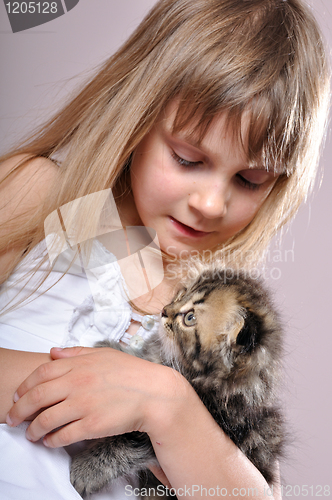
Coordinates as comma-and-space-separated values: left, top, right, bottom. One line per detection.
164, 122, 219, 156
167, 125, 205, 150
166, 129, 267, 169
167, 132, 205, 153
163, 122, 286, 175
160, 125, 207, 158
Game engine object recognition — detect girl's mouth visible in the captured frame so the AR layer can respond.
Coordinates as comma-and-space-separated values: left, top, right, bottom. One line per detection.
169, 217, 212, 238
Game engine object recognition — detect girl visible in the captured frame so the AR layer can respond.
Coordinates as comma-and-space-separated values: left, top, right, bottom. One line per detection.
0, 0, 330, 499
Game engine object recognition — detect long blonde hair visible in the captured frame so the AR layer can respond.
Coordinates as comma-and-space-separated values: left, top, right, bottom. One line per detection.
1, 0, 330, 279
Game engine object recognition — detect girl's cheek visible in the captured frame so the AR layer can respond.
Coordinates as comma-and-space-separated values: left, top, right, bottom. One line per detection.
231, 200, 261, 227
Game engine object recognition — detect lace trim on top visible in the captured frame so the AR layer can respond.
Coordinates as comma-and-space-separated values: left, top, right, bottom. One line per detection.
62, 239, 160, 349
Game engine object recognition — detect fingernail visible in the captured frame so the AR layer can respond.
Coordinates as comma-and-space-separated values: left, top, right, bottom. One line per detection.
51, 347, 64, 352
6, 414, 13, 426
25, 429, 33, 441
43, 437, 49, 447
13, 392, 19, 403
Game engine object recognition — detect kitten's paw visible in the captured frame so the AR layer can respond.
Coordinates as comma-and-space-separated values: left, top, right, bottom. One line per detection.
70, 453, 117, 496
70, 433, 157, 496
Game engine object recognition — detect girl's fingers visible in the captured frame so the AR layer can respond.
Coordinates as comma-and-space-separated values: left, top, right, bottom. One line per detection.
6, 378, 69, 427
42, 417, 98, 448
15, 348, 98, 402
5, 348, 169, 448
26, 401, 83, 445
43, 421, 80, 448
15, 358, 72, 400
50, 346, 93, 359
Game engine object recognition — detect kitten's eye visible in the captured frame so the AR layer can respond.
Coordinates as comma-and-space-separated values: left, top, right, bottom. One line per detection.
183, 310, 196, 326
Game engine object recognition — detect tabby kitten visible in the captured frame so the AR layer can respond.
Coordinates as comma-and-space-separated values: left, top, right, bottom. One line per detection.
70, 268, 284, 497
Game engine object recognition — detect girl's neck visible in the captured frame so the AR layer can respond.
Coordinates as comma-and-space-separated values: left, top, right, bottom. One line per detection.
111, 177, 184, 314
130, 276, 177, 315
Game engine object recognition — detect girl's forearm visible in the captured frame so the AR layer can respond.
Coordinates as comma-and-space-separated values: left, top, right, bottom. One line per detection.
146, 372, 281, 500
1, 347, 282, 499
0, 348, 51, 422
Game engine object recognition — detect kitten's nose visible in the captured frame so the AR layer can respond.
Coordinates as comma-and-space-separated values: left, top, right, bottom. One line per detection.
161, 307, 168, 318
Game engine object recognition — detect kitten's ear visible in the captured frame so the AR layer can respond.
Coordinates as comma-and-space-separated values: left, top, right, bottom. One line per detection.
235, 310, 261, 353
228, 316, 245, 342
173, 287, 187, 302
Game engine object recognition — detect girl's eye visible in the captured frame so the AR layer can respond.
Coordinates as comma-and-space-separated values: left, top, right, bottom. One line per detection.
171, 151, 200, 168
236, 169, 275, 191
183, 310, 196, 327
236, 174, 261, 191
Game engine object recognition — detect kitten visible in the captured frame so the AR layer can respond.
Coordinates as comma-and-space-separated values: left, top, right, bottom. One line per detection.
70, 268, 284, 497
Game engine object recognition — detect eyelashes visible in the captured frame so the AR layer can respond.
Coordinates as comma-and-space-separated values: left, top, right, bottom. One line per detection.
171, 150, 262, 191
171, 151, 200, 168
236, 174, 261, 191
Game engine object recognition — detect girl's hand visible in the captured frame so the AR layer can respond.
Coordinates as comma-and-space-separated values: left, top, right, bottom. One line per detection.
5, 346, 181, 450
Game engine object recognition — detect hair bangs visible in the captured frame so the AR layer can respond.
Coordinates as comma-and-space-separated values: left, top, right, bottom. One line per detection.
155, 0, 315, 177
168, 84, 295, 178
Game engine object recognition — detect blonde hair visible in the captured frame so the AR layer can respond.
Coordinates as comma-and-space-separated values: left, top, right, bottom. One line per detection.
1, 0, 330, 278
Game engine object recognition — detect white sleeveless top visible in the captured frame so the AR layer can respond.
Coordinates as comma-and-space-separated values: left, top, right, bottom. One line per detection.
0, 240, 159, 500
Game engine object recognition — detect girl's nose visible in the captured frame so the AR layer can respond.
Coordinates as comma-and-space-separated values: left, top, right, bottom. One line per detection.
188, 183, 228, 219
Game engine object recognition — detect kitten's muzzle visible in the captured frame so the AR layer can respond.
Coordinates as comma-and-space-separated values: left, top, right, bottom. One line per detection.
161, 308, 168, 318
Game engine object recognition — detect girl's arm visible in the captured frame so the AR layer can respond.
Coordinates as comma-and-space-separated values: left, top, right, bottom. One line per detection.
0, 154, 59, 283
0, 155, 59, 419
0, 349, 51, 422
6, 346, 281, 499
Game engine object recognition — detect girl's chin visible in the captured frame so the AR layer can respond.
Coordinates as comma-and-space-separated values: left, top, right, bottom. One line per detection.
159, 238, 219, 260
147, 218, 226, 258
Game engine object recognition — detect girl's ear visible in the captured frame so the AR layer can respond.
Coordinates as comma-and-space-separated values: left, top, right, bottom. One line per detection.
235, 310, 262, 353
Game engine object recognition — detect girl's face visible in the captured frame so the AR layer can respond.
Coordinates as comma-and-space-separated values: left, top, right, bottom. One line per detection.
126, 104, 279, 258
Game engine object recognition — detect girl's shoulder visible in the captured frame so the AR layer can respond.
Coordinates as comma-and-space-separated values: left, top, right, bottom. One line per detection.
0, 153, 59, 192
0, 154, 59, 217
0, 155, 60, 283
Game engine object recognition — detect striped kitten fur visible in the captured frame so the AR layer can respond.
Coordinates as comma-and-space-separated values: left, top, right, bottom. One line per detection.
70, 268, 284, 498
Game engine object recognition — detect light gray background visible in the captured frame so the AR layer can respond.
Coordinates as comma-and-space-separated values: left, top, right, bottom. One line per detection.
0, 0, 331, 496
